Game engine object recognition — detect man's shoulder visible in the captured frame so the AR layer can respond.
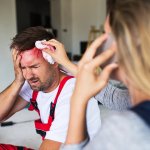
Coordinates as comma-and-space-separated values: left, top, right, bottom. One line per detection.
61, 77, 76, 91
21, 81, 31, 90
19, 81, 32, 101
47, 77, 76, 105
65, 76, 76, 84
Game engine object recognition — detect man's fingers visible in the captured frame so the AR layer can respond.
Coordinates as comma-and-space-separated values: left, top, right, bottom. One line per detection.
12, 48, 18, 62
12, 48, 22, 67
15, 54, 22, 67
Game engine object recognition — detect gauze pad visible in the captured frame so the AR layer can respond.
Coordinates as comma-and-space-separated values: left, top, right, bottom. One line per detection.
35, 40, 55, 64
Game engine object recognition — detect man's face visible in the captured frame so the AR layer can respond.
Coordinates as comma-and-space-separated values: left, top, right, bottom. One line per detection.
20, 48, 58, 92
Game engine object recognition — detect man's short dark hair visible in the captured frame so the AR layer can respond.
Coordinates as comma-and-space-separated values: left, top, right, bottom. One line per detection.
10, 26, 55, 51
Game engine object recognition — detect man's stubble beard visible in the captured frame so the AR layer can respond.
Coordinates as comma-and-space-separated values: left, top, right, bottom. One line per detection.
29, 71, 57, 92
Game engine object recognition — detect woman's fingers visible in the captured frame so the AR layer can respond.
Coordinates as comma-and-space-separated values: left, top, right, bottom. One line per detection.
79, 48, 118, 91
97, 63, 118, 87
78, 34, 109, 67
42, 39, 64, 53
42, 39, 61, 47
81, 34, 108, 60
90, 47, 116, 68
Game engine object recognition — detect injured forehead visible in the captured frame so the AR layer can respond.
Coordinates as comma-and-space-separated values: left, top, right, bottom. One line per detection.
20, 47, 44, 65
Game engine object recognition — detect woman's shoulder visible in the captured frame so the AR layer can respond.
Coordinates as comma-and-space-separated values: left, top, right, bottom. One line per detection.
88, 110, 150, 150
104, 110, 149, 131
101, 110, 150, 145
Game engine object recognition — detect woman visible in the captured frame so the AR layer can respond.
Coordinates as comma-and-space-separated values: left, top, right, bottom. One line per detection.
59, 0, 150, 149
41, 0, 150, 149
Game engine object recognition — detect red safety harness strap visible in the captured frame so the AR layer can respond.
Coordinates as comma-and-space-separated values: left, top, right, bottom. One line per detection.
28, 91, 39, 112
53, 76, 73, 105
28, 76, 74, 140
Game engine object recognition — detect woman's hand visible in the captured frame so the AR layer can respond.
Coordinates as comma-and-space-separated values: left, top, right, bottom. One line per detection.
73, 34, 118, 101
42, 39, 78, 75
42, 39, 70, 65
12, 49, 25, 85
65, 34, 118, 145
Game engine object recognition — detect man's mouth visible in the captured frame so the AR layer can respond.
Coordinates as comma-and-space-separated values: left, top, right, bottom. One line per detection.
29, 79, 39, 85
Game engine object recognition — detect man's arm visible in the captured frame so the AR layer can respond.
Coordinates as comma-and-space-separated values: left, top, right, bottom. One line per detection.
1, 95, 29, 122
0, 80, 26, 121
0, 80, 28, 121
0, 49, 27, 121
40, 139, 62, 150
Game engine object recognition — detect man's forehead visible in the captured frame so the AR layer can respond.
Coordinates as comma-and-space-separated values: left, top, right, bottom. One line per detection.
20, 47, 43, 59
19, 48, 45, 66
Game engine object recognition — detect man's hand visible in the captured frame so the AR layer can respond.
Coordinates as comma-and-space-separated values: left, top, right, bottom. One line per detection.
0, 49, 27, 121
12, 49, 25, 85
39, 139, 61, 150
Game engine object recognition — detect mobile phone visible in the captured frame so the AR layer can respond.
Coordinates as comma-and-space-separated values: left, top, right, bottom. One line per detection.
95, 34, 114, 56
95, 34, 116, 67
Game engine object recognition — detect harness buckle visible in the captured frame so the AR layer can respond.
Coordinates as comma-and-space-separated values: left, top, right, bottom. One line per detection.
30, 99, 38, 110
50, 102, 56, 119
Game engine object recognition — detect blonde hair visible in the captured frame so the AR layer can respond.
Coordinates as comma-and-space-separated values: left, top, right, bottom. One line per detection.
110, 0, 150, 95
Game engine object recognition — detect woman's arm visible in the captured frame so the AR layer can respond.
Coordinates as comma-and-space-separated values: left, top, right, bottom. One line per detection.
42, 39, 131, 112
65, 34, 118, 144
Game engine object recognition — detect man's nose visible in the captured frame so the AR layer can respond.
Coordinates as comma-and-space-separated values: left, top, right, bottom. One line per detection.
24, 68, 34, 80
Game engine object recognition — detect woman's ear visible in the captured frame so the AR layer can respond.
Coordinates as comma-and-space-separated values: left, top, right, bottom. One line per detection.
104, 15, 112, 33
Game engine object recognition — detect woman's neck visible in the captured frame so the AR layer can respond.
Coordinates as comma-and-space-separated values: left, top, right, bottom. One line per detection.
130, 88, 150, 106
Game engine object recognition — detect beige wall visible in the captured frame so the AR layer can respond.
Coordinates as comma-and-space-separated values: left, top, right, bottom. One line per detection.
0, 0, 16, 91
71, 0, 106, 54
51, 0, 106, 55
